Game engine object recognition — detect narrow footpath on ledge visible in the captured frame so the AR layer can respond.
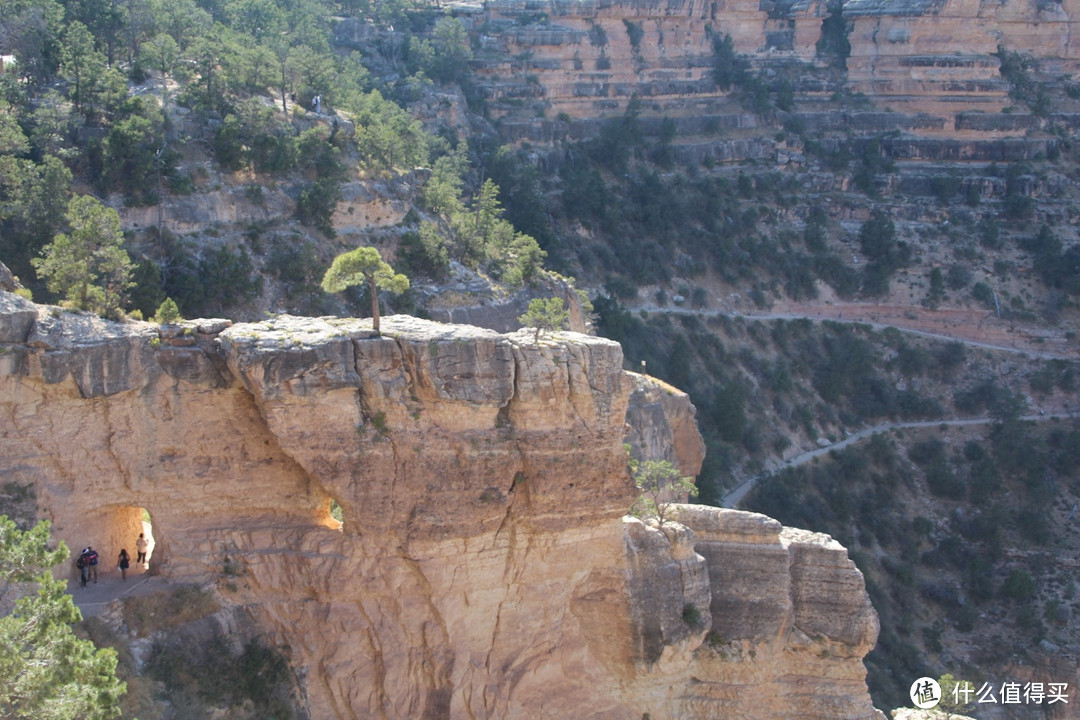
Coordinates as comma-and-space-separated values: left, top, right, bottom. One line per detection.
69, 529, 167, 618
69, 562, 173, 619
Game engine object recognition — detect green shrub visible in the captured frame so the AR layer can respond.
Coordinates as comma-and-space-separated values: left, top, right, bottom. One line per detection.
147, 635, 296, 720
155, 297, 181, 324
266, 239, 325, 303
296, 178, 342, 237
369, 411, 389, 435
712, 35, 751, 90
681, 603, 703, 627
1001, 569, 1036, 601
816, 0, 851, 69
622, 19, 644, 50
971, 282, 996, 310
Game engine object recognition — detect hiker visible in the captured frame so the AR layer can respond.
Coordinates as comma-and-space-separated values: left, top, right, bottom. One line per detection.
136, 532, 149, 566
118, 548, 131, 581
85, 546, 99, 583
76, 551, 89, 588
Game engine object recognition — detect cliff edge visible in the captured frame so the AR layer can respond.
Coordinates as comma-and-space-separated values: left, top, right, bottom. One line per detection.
0, 290, 882, 720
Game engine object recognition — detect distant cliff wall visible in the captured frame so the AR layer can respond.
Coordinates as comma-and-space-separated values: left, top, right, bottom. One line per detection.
0, 291, 882, 720
456, 0, 1080, 133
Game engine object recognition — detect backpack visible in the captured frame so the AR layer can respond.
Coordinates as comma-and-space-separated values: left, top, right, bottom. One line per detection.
76, 556, 86, 569
87, 550, 99, 566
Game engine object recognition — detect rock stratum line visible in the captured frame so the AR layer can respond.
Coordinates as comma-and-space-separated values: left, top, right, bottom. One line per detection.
0, 291, 882, 720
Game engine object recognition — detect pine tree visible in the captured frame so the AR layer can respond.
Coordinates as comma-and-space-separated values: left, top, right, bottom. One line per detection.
518, 297, 569, 343
0, 516, 126, 719
32, 195, 133, 316
629, 458, 699, 526
321, 246, 409, 334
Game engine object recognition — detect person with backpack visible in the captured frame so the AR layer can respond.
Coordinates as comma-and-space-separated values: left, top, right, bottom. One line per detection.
85, 546, 99, 583
117, 548, 131, 581
76, 551, 89, 588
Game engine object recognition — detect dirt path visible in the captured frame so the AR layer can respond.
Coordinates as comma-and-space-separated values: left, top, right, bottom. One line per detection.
629, 301, 1077, 360
70, 563, 168, 618
70, 522, 161, 618
770, 301, 1075, 360
625, 298, 1078, 507
721, 412, 1080, 508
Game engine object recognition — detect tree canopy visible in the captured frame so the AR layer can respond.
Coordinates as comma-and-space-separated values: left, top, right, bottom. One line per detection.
0, 516, 126, 719
518, 296, 569, 343
31, 195, 134, 316
321, 245, 409, 333
629, 457, 698, 526
937, 674, 976, 718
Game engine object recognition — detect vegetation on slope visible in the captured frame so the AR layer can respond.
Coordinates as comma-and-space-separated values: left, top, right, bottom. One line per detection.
2, 0, 1080, 713
743, 417, 1080, 709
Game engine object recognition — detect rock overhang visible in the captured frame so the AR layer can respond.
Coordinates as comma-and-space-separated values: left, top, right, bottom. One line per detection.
0, 294, 883, 720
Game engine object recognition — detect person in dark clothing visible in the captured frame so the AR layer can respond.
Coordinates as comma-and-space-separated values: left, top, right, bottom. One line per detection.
118, 548, 131, 580
76, 551, 89, 588
85, 546, 99, 583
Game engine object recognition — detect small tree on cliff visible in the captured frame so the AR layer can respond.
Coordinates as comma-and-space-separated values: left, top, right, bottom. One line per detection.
0, 516, 126, 719
154, 297, 181, 324
630, 457, 698, 526
321, 246, 409, 334
937, 674, 976, 719
518, 297, 569, 343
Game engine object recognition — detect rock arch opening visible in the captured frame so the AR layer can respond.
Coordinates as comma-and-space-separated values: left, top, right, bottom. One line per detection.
328, 498, 344, 530
97, 505, 157, 578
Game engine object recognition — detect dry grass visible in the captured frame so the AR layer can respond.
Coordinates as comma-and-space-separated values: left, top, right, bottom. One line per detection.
122, 585, 220, 637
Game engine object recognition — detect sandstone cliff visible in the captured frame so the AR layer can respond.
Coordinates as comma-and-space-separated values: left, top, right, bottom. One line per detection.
0, 290, 882, 720
464, 0, 1080, 138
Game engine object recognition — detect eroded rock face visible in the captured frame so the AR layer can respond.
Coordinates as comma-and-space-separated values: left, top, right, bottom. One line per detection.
673, 505, 884, 720
0, 261, 20, 293
470, 0, 1080, 137
0, 295, 882, 719
625, 371, 707, 478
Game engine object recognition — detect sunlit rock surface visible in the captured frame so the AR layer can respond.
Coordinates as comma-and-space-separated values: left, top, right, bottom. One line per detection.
0, 294, 882, 719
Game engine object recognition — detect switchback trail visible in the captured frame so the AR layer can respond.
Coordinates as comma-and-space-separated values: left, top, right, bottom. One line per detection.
628, 301, 1077, 360
621, 299, 1078, 506
721, 412, 1080, 509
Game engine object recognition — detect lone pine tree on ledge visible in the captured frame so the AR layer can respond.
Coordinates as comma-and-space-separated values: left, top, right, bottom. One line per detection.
518, 297, 569, 343
321, 246, 409, 334
630, 457, 698, 526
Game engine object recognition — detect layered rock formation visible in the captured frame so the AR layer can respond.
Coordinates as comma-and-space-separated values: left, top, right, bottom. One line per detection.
625, 372, 707, 477
0, 290, 882, 719
461, 0, 1080, 137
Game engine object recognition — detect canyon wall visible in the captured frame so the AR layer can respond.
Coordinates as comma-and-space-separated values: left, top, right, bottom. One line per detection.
1, 290, 881, 719
457, 0, 1080, 134
844, 0, 1080, 111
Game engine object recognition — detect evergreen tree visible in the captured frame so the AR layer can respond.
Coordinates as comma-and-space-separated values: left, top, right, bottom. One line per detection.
0, 516, 126, 719
937, 674, 976, 718
155, 296, 181, 323
518, 297, 569, 343
321, 245, 409, 334
59, 21, 104, 113
629, 458, 699, 526
32, 195, 134, 316
816, 0, 851, 69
